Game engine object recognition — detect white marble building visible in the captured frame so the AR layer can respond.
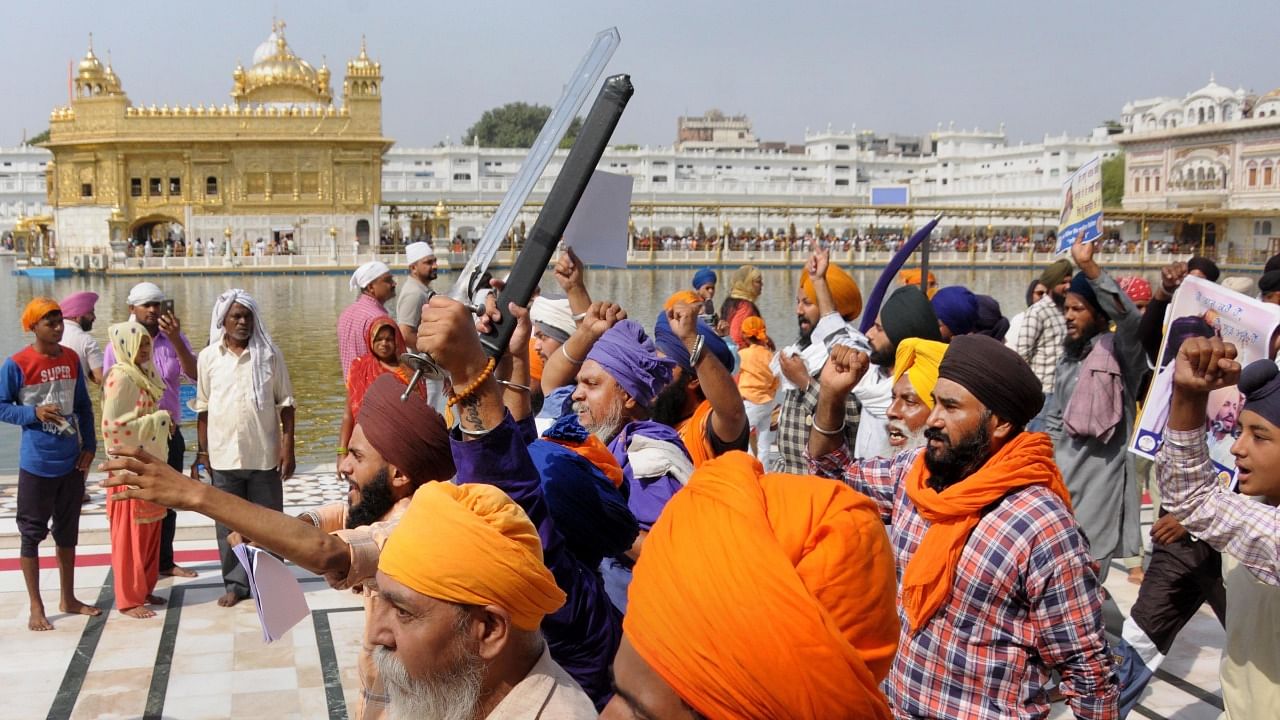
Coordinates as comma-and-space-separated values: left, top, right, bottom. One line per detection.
1116, 76, 1280, 263
0, 145, 51, 233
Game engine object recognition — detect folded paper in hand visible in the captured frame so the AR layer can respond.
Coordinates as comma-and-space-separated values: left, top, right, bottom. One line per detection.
232, 544, 310, 643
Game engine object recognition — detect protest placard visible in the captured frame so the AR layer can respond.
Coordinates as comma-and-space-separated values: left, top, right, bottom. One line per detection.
1130, 276, 1280, 486
1055, 156, 1104, 254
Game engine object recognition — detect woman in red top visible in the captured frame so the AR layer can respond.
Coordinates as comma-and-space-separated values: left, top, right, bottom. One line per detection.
719, 265, 763, 349
338, 318, 424, 457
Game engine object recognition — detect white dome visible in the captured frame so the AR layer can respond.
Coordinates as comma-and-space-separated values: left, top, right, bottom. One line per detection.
1190, 75, 1234, 102
252, 32, 278, 65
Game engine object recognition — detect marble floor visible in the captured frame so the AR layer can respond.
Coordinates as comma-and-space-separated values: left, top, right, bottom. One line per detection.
0, 472, 1229, 719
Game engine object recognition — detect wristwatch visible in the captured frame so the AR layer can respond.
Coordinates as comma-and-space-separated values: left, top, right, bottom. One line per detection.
688, 335, 706, 367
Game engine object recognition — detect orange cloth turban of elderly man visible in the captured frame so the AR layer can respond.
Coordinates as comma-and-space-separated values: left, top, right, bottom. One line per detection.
799, 263, 863, 320
378, 482, 566, 632
625, 451, 898, 719
892, 337, 948, 409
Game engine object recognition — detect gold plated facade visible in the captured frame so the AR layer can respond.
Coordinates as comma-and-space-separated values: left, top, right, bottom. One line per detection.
43, 22, 390, 250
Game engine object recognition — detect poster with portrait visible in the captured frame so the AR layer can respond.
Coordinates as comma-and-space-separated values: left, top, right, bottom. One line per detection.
1130, 276, 1280, 486
1055, 156, 1104, 254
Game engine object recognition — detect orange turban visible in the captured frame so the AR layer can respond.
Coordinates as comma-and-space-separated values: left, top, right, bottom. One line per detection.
740, 315, 769, 344
21, 298, 61, 333
379, 482, 565, 631
663, 290, 702, 310
899, 269, 938, 298
799, 265, 863, 320
626, 452, 897, 720
892, 337, 947, 409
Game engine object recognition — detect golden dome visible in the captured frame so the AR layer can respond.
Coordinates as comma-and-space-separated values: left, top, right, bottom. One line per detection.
233, 20, 331, 105
77, 35, 104, 80
346, 36, 381, 76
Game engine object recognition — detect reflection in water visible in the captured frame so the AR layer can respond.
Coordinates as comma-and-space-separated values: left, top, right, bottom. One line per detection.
0, 257, 1045, 472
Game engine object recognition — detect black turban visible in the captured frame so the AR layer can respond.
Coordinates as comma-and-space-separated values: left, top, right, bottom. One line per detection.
1068, 272, 1110, 322
974, 295, 1010, 342
1265, 254, 1280, 274
357, 373, 456, 486
1259, 270, 1280, 295
880, 286, 943, 347
1241, 359, 1280, 430
1187, 256, 1221, 283
937, 334, 1043, 428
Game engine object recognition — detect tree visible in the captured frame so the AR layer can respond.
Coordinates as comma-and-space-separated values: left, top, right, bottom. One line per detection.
26, 128, 50, 145
1102, 154, 1125, 207
463, 102, 582, 149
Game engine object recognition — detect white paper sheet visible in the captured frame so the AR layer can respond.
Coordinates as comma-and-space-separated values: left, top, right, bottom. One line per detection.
232, 544, 311, 643
562, 170, 634, 268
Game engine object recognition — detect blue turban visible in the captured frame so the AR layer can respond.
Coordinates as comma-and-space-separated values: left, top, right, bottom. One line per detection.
653, 312, 734, 372
584, 320, 675, 408
528, 429, 639, 566
1068, 271, 1109, 322
692, 268, 717, 291
931, 286, 980, 336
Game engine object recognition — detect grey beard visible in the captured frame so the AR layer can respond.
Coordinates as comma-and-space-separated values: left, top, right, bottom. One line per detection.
886, 419, 928, 453
373, 645, 483, 720
573, 399, 625, 443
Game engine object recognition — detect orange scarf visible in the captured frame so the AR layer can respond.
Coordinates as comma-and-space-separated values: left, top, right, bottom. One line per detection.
676, 399, 716, 468
901, 431, 1069, 633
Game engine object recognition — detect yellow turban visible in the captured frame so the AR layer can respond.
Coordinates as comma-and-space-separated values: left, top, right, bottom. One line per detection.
892, 338, 947, 409
799, 264, 863, 320
379, 482, 565, 631
663, 290, 702, 310
626, 452, 897, 719
21, 297, 60, 332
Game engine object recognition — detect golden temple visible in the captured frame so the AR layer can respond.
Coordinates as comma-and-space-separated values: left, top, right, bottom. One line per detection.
42, 20, 390, 256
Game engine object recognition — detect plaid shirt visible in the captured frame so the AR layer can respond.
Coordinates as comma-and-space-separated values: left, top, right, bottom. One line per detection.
1158, 426, 1280, 586
337, 293, 391, 380
808, 444, 1117, 720
770, 380, 860, 474
1014, 295, 1067, 394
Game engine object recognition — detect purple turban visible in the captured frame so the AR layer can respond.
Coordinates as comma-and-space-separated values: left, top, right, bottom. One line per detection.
59, 291, 98, 319
931, 286, 980, 336
585, 319, 676, 408
1241, 360, 1280, 429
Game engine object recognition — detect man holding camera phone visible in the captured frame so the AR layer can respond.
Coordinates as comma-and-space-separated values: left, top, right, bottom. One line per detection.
102, 282, 199, 579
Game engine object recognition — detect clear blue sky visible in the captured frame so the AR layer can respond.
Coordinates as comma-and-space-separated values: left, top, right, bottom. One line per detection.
4, 0, 1276, 148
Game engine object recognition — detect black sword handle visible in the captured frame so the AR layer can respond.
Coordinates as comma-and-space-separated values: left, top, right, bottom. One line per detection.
479, 74, 634, 359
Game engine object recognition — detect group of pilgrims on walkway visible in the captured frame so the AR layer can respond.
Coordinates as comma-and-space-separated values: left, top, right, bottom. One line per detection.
6, 235, 1280, 719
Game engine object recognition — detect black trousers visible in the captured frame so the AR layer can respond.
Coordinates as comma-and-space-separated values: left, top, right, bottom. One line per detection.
1130, 510, 1227, 655
160, 427, 185, 571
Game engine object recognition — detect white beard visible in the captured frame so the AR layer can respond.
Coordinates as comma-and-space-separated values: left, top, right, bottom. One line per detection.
573, 398, 625, 443
373, 645, 483, 720
886, 418, 928, 453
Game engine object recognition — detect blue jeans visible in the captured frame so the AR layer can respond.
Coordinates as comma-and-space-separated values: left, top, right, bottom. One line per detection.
1028, 392, 1053, 432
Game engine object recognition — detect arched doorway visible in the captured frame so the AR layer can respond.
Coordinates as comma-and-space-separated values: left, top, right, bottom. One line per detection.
356, 219, 371, 247
130, 215, 184, 255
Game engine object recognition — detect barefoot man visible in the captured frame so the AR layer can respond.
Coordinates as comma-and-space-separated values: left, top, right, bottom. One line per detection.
0, 299, 100, 630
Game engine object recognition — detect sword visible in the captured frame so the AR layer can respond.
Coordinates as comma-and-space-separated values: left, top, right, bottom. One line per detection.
400, 27, 621, 396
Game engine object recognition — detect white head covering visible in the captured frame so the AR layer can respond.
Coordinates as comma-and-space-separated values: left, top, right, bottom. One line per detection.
530, 296, 576, 343
1221, 276, 1255, 296
127, 282, 166, 306
350, 261, 392, 292
406, 242, 434, 265
209, 289, 277, 411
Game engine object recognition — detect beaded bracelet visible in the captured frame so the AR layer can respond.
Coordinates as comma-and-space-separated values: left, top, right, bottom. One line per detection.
447, 357, 498, 408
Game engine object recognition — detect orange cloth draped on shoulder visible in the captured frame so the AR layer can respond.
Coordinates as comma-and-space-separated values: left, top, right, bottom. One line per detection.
546, 433, 625, 488
626, 452, 898, 719
379, 482, 565, 632
346, 317, 421, 418
901, 430, 1070, 633
676, 399, 715, 468
102, 320, 171, 609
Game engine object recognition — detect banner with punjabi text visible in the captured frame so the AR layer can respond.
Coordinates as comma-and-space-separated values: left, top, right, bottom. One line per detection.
1055, 156, 1104, 254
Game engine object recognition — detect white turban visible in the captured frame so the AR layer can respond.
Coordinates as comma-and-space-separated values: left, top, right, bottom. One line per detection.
530, 296, 576, 344
209, 289, 278, 411
350, 261, 392, 292
406, 242, 434, 265
127, 282, 166, 306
